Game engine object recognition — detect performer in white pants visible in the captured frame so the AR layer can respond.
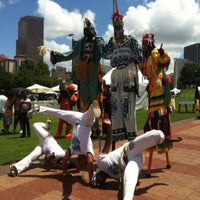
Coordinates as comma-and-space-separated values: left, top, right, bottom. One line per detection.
91, 117, 182, 200
38, 100, 101, 183
9, 122, 65, 177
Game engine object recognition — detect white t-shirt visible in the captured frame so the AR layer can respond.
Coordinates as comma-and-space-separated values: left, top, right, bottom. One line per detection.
69, 123, 94, 156
97, 144, 127, 179
0, 95, 7, 113
42, 135, 65, 160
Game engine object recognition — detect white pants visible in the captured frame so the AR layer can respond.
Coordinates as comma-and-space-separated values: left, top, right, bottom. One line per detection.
39, 106, 95, 155
123, 154, 144, 200
13, 122, 65, 174
123, 130, 165, 200
97, 130, 165, 200
14, 145, 43, 174
39, 106, 95, 127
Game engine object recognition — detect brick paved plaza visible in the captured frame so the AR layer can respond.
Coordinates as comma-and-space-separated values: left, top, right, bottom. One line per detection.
0, 119, 200, 200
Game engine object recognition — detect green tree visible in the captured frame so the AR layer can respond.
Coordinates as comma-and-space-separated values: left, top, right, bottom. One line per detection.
0, 65, 14, 91
179, 62, 200, 88
13, 58, 54, 87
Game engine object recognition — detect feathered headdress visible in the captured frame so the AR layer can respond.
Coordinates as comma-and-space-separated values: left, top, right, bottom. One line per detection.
112, 0, 124, 28
38, 46, 51, 56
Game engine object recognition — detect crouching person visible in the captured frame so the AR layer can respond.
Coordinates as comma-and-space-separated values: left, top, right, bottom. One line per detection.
91, 116, 182, 200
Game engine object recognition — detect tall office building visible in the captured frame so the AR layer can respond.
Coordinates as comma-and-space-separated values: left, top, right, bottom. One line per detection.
184, 43, 200, 64
16, 16, 44, 62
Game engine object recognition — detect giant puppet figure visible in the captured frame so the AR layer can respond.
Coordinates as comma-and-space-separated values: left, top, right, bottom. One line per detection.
140, 33, 176, 176
100, 1, 142, 149
50, 18, 103, 137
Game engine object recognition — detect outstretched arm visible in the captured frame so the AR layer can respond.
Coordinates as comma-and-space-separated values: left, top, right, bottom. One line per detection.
101, 115, 112, 154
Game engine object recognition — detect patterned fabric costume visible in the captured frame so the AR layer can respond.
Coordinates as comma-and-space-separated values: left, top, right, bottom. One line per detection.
50, 19, 103, 112
140, 33, 174, 153
100, 9, 142, 143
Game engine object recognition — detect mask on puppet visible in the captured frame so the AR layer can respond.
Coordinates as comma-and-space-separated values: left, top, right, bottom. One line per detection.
83, 18, 96, 40
142, 33, 155, 57
112, 10, 124, 41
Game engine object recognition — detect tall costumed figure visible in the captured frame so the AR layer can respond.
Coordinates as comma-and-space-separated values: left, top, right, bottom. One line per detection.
100, 0, 142, 150
39, 18, 103, 143
140, 33, 182, 177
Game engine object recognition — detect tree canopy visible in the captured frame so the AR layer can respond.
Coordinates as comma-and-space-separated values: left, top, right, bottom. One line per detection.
179, 62, 200, 88
0, 58, 59, 93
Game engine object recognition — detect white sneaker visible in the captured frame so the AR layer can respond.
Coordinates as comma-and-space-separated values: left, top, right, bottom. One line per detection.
92, 100, 101, 118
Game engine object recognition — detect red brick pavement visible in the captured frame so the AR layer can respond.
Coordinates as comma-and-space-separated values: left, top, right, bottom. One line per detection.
0, 119, 200, 200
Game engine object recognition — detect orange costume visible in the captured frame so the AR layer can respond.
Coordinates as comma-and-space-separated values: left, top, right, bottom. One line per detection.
54, 83, 77, 139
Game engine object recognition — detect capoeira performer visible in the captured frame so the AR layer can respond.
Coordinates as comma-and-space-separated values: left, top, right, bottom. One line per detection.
37, 100, 101, 183
91, 117, 182, 200
9, 119, 65, 177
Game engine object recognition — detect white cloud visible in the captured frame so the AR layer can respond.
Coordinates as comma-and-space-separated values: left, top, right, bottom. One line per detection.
37, 0, 86, 40
123, 0, 200, 72
37, 0, 200, 73
8, 0, 21, 4
0, 1, 5, 9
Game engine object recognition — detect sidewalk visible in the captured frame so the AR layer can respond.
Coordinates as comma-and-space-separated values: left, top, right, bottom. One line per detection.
0, 119, 200, 200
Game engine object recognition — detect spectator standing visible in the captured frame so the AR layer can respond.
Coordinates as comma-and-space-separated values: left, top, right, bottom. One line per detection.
194, 85, 200, 112
19, 90, 32, 138
12, 94, 22, 134
0, 89, 7, 133
4, 94, 14, 134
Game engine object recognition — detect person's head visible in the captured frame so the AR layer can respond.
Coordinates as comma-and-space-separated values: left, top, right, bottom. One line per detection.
83, 18, 96, 40
91, 168, 108, 187
0, 89, 5, 95
67, 84, 75, 94
21, 90, 28, 98
112, 10, 124, 41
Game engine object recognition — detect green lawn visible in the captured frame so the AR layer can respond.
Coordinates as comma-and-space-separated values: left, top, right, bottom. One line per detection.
0, 88, 199, 166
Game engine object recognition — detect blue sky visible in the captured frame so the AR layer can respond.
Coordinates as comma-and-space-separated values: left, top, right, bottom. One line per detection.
1, 0, 200, 73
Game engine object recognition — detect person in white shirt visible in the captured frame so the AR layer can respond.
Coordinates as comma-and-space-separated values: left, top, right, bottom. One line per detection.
91, 117, 182, 200
0, 89, 8, 133
37, 100, 101, 184
9, 120, 65, 177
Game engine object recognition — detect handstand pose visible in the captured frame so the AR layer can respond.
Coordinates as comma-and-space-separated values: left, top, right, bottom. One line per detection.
37, 100, 101, 183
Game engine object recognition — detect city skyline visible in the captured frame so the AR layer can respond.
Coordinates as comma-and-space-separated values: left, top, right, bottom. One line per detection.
0, 0, 200, 72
